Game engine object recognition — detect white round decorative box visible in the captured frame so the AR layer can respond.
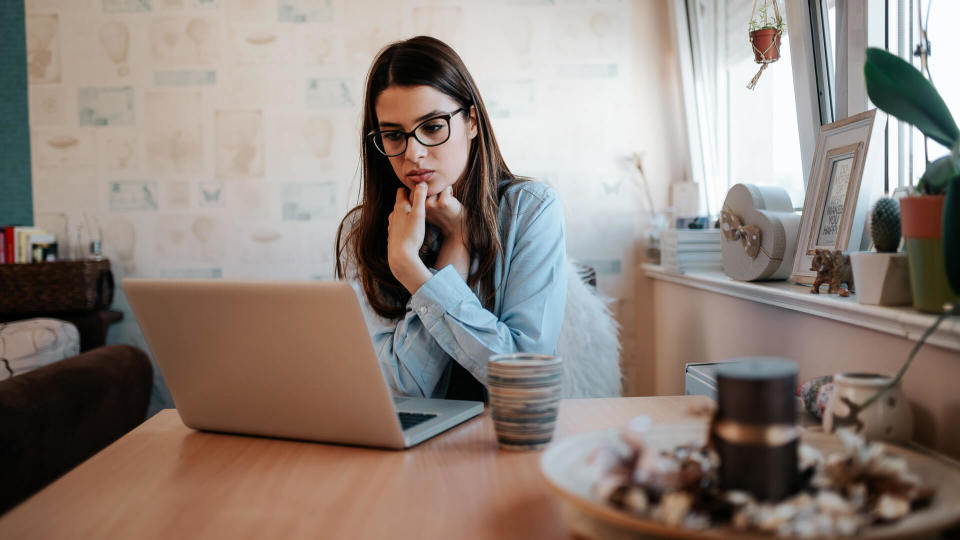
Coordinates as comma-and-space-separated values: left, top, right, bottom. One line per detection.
720, 183, 802, 281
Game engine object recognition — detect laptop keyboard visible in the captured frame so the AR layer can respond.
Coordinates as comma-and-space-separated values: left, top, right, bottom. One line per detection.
398, 412, 437, 430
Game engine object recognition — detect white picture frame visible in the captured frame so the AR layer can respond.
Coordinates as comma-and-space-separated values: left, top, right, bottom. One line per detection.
790, 109, 879, 285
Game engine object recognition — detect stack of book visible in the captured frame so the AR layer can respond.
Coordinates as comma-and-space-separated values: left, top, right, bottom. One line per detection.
1, 226, 58, 264
659, 229, 722, 273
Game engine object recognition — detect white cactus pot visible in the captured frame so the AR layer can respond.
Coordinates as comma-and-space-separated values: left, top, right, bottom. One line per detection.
849, 251, 912, 306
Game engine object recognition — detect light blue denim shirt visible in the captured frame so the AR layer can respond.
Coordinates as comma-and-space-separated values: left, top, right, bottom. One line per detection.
354, 181, 568, 398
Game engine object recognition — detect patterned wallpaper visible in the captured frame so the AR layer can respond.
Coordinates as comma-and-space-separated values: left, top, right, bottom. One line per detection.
25, 0, 684, 406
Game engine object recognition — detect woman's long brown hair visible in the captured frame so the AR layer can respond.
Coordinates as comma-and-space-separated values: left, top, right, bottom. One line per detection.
335, 36, 524, 320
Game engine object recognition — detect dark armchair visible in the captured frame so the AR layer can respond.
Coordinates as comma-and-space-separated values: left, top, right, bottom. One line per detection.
0, 344, 152, 514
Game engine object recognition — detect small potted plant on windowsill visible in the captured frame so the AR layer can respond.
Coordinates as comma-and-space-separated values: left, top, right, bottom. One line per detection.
864, 47, 960, 313
850, 197, 912, 306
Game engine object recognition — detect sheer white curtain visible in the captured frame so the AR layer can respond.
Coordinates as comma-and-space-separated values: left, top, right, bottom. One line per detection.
684, 0, 806, 214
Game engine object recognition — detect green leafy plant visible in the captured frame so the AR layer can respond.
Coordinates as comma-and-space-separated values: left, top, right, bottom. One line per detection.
749, 3, 785, 33
864, 47, 960, 295
843, 48, 960, 431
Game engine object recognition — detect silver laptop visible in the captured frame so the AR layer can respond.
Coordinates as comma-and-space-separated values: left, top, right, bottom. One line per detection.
122, 278, 483, 449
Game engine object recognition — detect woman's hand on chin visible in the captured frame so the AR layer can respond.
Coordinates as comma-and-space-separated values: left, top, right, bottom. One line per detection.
387, 183, 433, 293
427, 185, 470, 281
425, 185, 466, 243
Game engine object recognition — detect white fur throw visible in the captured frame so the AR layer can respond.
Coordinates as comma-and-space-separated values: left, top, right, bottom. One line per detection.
557, 259, 623, 397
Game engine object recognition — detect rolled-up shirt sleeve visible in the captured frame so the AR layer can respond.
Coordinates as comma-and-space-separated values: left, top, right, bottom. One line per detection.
410, 191, 567, 388
352, 280, 453, 398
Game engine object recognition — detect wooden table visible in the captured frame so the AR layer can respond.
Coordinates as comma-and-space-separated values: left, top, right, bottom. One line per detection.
0, 396, 711, 539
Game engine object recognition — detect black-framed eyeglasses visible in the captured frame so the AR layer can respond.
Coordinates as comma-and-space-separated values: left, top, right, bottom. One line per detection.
367, 107, 468, 157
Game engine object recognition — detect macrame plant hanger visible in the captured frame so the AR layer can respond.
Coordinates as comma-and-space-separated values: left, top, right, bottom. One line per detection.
746, 0, 783, 90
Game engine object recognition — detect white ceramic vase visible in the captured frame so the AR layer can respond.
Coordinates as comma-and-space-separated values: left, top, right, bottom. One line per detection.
822, 372, 913, 443
849, 252, 912, 306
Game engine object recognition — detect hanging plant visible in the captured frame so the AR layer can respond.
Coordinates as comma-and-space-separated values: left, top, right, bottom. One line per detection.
747, 0, 785, 90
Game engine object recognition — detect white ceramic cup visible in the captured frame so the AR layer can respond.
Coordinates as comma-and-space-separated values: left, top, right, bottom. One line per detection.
822, 372, 913, 443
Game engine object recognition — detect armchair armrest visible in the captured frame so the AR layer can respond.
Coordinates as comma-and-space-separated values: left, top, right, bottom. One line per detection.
0, 344, 152, 513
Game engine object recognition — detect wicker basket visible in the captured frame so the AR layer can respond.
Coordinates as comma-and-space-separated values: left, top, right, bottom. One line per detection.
0, 259, 114, 314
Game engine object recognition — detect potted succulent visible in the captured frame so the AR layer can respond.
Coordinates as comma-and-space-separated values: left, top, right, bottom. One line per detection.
864, 47, 960, 313
849, 197, 912, 305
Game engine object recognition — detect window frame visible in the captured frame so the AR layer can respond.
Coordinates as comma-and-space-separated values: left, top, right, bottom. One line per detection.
807, 0, 835, 126
668, 0, 715, 217
784, 0, 827, 192
670, 0, 892, 219
670, 0, 822, 213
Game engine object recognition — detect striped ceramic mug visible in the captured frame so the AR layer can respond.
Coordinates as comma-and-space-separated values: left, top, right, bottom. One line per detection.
487, 353, 563, 451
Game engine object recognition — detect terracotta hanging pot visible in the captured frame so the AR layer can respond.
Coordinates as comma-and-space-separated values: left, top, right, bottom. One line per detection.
749, 28, 781, 63
745, 0, 785, 90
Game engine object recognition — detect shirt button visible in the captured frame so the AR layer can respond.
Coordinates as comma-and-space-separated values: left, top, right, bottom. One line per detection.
418, 306, 428, 316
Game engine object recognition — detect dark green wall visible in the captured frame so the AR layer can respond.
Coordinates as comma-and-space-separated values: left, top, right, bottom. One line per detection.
1, 0, 34, 226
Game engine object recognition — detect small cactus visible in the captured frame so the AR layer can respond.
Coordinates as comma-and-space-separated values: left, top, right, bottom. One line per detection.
870, 197, 901, 252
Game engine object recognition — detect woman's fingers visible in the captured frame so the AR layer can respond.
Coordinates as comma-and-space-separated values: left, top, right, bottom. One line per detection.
388, 185, 426, 263
422, 184, 463, 234
395, 187, 420, 214
411, 183, 427, 215
427, 186, 454, 211
444, 186, 460, 209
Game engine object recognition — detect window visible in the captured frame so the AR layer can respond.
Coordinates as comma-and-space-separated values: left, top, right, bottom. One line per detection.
676, 0, 959, 212
810, 0, 836, 124
683, 0, 806, 215
919, 3, 960, 158
889, 0, 960, 189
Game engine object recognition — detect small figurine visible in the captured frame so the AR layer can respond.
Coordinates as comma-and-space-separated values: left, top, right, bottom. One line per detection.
809, 249, 854, 295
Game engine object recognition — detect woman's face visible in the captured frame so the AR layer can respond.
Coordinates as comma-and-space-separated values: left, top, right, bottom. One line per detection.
374, 85, 477, 197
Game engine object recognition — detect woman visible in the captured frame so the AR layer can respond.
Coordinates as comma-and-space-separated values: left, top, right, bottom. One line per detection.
335, 36, 567, 401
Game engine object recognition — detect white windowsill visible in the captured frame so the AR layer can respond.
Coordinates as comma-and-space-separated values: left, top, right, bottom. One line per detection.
642, 264, 960, 353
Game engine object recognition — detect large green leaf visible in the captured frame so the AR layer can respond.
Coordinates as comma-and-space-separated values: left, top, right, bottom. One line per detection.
918, 156, 960, 195
945, 179, 960, 296
864, 48, 959, 149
